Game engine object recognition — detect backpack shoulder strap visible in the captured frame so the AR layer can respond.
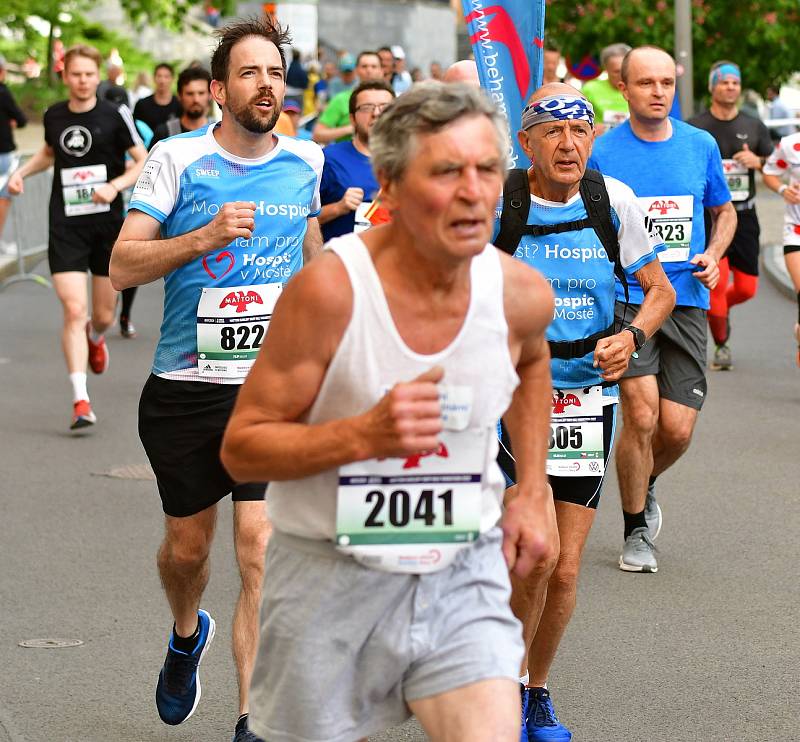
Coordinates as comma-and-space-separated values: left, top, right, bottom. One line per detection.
579, 168, 629, 304
494, 168, 531, 255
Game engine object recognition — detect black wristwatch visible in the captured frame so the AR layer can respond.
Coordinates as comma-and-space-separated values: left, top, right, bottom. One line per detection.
623, 325, 646, 351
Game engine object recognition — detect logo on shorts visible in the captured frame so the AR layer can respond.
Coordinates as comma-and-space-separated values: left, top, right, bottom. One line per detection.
692, 388, 705, 397
402, 442, 449, 470
59, 125, 92, 157
219, 290, 263, 313
648, 199, 680, 216
552, 391, 581, 415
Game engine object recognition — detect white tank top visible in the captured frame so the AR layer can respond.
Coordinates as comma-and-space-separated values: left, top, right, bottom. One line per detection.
266, 232, 520, 541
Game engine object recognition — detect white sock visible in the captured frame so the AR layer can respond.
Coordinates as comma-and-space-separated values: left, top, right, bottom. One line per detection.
88, 325, 104, 343
519, 672, 529, 686
69, 372, 89, 403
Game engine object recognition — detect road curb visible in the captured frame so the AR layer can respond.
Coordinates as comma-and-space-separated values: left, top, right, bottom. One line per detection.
761, 243, 795, 300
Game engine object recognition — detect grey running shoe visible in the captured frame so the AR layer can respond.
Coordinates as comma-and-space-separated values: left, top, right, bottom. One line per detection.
710, 343, 732, 371
644, 486, 662, 540
619, 527, 658, 573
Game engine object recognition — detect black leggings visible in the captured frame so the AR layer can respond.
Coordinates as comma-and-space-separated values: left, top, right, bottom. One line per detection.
121, 286, 137, 318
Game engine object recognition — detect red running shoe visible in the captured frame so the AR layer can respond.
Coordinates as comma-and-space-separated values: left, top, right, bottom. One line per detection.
71, 399, 97, 430
86, 321, 110, 374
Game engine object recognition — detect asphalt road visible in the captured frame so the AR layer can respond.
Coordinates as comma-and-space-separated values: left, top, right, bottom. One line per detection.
1, 220, 798, 741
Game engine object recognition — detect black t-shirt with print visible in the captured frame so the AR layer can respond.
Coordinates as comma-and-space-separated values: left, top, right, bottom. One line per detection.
44, 99, 140, 225
688, 110, 773, 203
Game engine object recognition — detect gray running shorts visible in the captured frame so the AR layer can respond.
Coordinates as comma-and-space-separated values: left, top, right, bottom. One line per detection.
614, 302, 708, 410
248, 527, 524, 742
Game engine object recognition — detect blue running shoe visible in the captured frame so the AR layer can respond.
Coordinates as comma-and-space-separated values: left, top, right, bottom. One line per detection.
156, 609, 216, 725
519, 684, 530, 742
526, 687, 572, 741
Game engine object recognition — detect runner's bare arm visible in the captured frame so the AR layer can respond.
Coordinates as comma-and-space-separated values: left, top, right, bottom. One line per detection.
303, 216, 323, 261
497, 255, 559, 578
594, 259, 675, 381
93, 143, 149, 205
312, 121, 354, 144
702, 201, 737, 263
221, 252, 444, 482
763, 173, 800, 205
110, 202, 257, 289
6, 143, 54, 195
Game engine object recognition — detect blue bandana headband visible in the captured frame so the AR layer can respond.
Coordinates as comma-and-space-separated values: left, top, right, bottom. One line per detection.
709, 63, 741, 89
521, 95, 595, 130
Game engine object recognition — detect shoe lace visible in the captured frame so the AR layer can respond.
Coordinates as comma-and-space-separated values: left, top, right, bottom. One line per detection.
635, 529, 658, 553
163, 649, 198, 694
530, 692, 559, 727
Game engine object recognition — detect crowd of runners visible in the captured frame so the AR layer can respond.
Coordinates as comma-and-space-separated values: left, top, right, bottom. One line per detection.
2, 14, 799, 742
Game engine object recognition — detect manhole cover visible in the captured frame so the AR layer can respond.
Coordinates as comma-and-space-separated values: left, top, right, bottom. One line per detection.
19, 638, 84, 648
92, 464, 155, 481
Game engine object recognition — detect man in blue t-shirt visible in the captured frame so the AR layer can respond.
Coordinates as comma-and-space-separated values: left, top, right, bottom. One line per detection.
109, 18, 323, 742
590, 46, 736, 575
496, 84, 675, 742
318, 80, 395, 242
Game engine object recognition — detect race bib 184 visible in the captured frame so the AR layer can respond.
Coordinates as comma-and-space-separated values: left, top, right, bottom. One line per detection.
61, 164, 110, 217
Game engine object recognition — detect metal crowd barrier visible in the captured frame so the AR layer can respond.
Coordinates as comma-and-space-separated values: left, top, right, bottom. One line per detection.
0, 161, 52, 291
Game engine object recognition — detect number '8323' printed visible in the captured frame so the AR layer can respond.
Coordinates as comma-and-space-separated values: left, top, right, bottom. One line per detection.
196, 283, 283, 379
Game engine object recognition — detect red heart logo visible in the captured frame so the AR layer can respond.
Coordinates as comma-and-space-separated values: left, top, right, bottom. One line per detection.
533, 37, 544, 49
202, 251, 235, 280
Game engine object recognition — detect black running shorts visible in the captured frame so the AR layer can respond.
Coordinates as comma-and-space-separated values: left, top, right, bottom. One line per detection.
138, 374, 267, 518
725, 209, 760, 276
497, 404, 616, 510
48, 219, 123, 276
614, 302, 708, 411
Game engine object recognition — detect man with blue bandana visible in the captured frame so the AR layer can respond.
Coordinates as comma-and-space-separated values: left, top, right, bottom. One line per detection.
689, 61, 773, 370
496, 82, 675, 742
590, 46, 736, 575
110, 18, 322, 742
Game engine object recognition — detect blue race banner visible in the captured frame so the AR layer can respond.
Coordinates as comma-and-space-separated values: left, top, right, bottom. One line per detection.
462, 0, 545, 168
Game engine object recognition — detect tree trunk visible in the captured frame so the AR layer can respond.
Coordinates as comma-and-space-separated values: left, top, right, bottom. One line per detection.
47, 20, 58, 87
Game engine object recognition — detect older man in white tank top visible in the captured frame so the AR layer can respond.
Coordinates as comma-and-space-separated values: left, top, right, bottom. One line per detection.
222, 82, 557, 742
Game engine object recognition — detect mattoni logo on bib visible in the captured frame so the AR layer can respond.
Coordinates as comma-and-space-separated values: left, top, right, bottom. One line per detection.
647, 199, 680, 216
219, 290, 263, 314
552, 391, 581, 414
402, 441, 450, 470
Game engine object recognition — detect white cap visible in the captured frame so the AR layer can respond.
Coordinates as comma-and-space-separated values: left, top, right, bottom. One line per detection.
391, 45, 405, 60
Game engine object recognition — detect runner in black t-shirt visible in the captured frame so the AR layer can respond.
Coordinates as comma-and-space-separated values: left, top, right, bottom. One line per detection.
132, 62, 182, 133
8, 44, 147, 431
149, 66, 211, 149
689, 61, 774, 370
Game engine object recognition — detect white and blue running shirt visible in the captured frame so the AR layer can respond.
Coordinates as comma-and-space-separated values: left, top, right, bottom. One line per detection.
129, 123, 323, 382
495, 175, 664, 394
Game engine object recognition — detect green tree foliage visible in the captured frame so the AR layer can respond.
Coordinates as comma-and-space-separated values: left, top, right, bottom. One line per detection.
545, 0, 800, 98
118, 0, 237, 31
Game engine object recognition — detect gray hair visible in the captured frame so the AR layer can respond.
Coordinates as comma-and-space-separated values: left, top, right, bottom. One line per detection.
370, 81, 509, 182
600, 43, 632, 68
